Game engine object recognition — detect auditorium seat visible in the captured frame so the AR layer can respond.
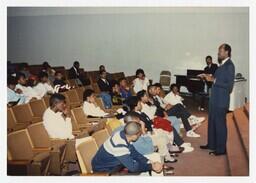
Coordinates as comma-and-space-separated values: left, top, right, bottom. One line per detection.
71, 107, 106, 134
7, 129, 51, 175
76, 137, 108, 176
43, 95, 51, 107
66, 79, 79, 88
12, 103, 42, 124
111, 72, 125, 81
62, 90, 81, 109
75, 86, 85, 103
7, 108, 29, 133
91, 83, 101, 94
27, 122, 67, 175
91, 129, 110, 147
29, 99, 47, 118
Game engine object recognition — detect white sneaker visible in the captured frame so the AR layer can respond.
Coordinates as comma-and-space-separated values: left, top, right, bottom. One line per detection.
180, 142, 191, 147
186, 130, 200, 138
182, 146, 194, 153
188, 118, 197, 125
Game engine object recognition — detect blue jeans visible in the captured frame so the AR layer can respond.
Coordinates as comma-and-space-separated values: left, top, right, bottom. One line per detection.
100, 92, 112, 109
168, 116, 181, 133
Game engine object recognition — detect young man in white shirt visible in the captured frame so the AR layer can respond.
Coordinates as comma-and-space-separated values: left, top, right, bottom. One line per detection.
33, 71, 54, 98
15, 72, 41, 103
43, 93, 77, 162
133, 69, 150, 94
83, 89, 110, 117
164, 84, 184, 106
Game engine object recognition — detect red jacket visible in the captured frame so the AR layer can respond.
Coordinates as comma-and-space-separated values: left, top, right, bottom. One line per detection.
153, 117, 173, 132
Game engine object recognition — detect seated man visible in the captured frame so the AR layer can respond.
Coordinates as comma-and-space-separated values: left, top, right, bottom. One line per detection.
164, 84, 184, 106
69, 61, 90, 86
97, 70, 113, 109
43, 93, 77, 162
92, 121, 163, 174
119, 77, 132, 100
110, 80, 123, 105
53, 71, 71, 93
131, 95, 193, 153
83, 89, 110, 118
33, 71, 54, 98
15, 72, 41, 103
139, 88, 200, 138
154, 83, 205, 127
7, 76, 26, 106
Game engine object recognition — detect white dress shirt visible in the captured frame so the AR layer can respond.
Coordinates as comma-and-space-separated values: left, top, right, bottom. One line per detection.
220, 57, 230, 66
33, 82, 54, 98
43, 108, 74, 139
164, 91, 183, 105
83, 101, 109, 117
15, 84, 41, 103
133, 77, 150, 93
141, 103, 157, 120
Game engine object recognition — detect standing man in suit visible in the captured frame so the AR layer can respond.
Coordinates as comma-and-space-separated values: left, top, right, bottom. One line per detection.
200, 43, 235, 156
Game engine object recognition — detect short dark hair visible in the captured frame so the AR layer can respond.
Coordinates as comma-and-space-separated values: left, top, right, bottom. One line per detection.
125, 96, 139, 111
170, 83, 178, 91
205, 55, 212, 61
73, 61, 80, 66
38, 71, 48, 80
7, 76, 17, 86
154, 83, 162, 89
42, 61, 50, 68
136, 69, 145, 77
49, 93, 65, 107
55, 71, 62, 76
99, 65, 105, 69
16, 72, 26, 81
137, 90, 147, 101
222, 43, 232, 57
110, 80, 119, 88
118, 77, 127, 83
83, 89, 95, 101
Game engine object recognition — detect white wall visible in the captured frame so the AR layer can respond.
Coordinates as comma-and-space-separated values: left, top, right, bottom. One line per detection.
7, 7, 249, 98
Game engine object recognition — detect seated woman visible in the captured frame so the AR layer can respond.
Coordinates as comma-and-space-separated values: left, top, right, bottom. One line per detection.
110, 80, 123, 105
119, 77, 132, 100
133, 69, 150, 94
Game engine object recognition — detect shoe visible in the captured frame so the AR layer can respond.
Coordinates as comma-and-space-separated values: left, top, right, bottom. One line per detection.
169, 147, 184, 154
209, 151, 226, 156
186, 130, 200, 138
164, 158, 178, 163
200, 145, 210, 149
182, 146, 194, 153
180, 142, 191, 148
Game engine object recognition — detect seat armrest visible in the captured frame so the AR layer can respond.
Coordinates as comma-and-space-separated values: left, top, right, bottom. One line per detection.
80, 172, 109, 176
8, 160, 31, 165
32, 147, 52, 153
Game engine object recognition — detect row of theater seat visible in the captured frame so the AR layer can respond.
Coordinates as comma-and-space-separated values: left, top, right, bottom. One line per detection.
8, 121, 112, 175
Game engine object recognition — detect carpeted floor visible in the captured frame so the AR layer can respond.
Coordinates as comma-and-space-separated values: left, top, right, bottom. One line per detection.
171, 97, 230, 176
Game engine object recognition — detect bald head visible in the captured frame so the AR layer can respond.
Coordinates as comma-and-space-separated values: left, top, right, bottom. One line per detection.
124, 122, 142, 136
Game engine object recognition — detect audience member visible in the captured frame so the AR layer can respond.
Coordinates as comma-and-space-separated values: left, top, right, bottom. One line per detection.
119, 77, 132, 100
133, 69, 150, 93
7, 76, 26, 106
33, 71, 54, 98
